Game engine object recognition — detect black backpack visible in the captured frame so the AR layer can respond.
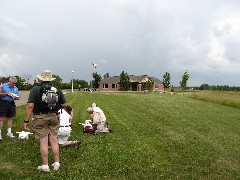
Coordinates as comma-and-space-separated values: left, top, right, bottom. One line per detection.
40, 83, 59, 112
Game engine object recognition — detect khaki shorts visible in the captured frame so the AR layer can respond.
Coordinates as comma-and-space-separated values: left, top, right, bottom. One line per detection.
32, 113, 59, 139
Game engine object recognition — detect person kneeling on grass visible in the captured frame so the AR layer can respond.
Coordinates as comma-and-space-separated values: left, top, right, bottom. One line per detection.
86, 104, 113, 135
58, 105, 81, 150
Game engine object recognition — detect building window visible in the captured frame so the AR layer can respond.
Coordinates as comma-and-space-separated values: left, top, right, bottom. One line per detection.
104, 84, 108, 88
112, 84, 116, 89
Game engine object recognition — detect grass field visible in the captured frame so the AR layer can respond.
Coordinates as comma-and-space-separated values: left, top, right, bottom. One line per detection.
0, 91, 240, 179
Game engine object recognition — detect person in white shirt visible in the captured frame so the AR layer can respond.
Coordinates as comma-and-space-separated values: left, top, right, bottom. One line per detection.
58, 105, 80, 149
87, 103, 113, 135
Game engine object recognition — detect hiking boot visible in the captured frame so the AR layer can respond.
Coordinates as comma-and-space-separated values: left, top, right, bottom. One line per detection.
6, 133, 15, 138
37, 165, 50, 172
108, 126, 113, 132
94, 130, 100, 135
74, 141, 81, 150
52, 163, 60, 171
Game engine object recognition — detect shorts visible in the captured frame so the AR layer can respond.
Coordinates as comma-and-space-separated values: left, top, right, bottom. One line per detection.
57, 126, 72, 144
0, 100, 16, 117
32, 113, 59, 139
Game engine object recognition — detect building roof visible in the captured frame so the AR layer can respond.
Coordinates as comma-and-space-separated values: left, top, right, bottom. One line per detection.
99, 75, 163, 84
100, 76, 120, 84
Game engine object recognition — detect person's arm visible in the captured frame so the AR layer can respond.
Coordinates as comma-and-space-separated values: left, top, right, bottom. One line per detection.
60, 103, 68, 109
0, 92, 10, 97
0, 84, 11, 97
24, 103, 34, 130
14, 90, 20, 100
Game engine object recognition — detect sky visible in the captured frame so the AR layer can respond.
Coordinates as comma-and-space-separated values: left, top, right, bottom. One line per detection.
0, 0, 240, 86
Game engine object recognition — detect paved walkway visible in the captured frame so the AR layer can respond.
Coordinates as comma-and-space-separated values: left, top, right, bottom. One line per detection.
15, 91, 30, 106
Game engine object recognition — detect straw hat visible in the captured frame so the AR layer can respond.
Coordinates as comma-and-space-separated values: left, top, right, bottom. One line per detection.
37, 70, 56, 81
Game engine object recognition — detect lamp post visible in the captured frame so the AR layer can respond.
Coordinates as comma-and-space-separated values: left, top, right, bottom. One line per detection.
71, 70, 74, 93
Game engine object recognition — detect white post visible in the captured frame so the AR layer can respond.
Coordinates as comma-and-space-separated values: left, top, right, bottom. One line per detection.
72, 70, 74, 93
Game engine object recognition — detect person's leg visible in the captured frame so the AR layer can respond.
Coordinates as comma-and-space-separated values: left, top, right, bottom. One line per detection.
61, 141, 74, 147
49, 133, 60, 170
49, 133, 59, 162
97, 121, 109, 132
37, 135, 50, 171
61, 141, 81, 149
0, 101, 7, 139
6, 102, 16, 137
7, 117, 12, 132
40, 135, 49, 165
0, 117, 4, 129
0, 117, 4, 139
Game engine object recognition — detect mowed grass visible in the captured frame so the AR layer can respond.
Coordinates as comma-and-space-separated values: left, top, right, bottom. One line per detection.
0, 91, 240, 179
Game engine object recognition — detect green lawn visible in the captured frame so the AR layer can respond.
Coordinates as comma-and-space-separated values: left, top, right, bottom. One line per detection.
0, 91, 240, 179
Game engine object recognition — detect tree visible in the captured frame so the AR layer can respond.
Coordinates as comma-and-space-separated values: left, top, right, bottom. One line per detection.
92, 72, 102, 88
199, 83, 210, 90
144, 78, 154, 91
74, 79, 88, 89
179, 70, 190, 92
15, 76, 25, 90
52, 74, 63, 89
103, 73, 109, 78
119, 71, 130, 91
162, 72, 171, 91
21, 73, 32, 84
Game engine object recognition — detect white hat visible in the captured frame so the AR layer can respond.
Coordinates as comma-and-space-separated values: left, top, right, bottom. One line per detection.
37, 70, 56, 81
87, 107, 93, 112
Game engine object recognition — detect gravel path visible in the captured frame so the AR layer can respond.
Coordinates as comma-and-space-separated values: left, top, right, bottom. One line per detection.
15, 91, 30, 106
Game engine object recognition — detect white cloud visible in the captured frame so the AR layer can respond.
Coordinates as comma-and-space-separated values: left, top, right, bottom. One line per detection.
0, 0, 240, 86
0, 53, 24, 76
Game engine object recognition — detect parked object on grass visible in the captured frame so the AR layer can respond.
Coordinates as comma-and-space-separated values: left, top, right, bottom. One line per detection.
16, 131, 33, 140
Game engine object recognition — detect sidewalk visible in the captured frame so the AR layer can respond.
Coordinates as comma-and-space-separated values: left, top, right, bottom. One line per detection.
15, 91, 30, 106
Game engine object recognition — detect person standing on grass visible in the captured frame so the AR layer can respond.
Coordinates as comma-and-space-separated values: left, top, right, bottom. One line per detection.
0, 76, 20, 140
24, 70, 68, 172
58, 105, 81, 150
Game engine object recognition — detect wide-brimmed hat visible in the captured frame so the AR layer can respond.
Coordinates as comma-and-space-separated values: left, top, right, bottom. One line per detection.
37, 70, 56, 81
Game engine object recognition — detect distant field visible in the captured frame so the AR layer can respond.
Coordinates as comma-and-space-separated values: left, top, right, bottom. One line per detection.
189, 90, 240, 109
0, 91, 240, 179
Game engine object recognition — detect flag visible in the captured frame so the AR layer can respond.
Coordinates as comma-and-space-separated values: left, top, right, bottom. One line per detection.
92, 62, 97, 68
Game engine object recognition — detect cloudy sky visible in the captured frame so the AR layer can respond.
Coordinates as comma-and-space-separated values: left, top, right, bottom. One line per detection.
1, 0, 240, 86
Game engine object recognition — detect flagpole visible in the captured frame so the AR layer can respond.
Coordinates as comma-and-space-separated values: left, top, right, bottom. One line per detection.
71, 70, 74, 93
91, 62, 97, 91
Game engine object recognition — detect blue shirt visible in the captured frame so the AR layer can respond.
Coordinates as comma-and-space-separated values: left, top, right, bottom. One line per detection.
1, 83, 20, 101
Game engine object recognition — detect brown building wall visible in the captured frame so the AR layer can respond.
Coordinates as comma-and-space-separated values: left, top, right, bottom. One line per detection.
99, 82, 164, 92
158, 84, 164, 91
99, 84, 103, 91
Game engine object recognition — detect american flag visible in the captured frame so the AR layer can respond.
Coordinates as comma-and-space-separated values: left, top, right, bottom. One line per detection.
92, 62, 97, 68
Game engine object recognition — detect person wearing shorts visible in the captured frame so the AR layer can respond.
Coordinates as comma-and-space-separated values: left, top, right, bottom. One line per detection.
24, 70, 67, 172
0, 76, 20, 140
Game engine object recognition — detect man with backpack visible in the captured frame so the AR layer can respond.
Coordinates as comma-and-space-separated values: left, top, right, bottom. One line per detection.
24, 70, 67, 172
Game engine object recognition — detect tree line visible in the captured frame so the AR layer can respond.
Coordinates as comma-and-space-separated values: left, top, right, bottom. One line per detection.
197, 84, 240, 91
1, 70, 191, 91
7, 70, 239, 92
